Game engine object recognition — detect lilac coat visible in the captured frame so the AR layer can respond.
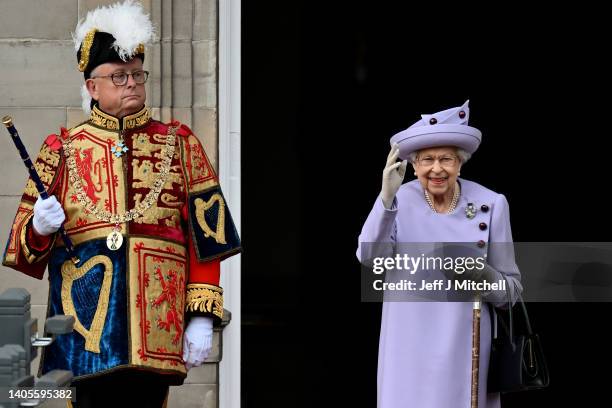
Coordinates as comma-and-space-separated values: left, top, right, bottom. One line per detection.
357, 178, 522, 408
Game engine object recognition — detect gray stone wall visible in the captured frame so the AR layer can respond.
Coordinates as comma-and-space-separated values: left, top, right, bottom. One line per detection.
0, 1, 221, 406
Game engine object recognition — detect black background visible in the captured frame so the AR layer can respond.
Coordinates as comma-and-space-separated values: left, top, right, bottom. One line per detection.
242, 2, 611, 407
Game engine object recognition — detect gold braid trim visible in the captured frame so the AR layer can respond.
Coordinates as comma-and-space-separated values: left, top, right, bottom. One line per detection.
78, 28, 98, 72
20, 213, 57, 264
185, 283, 223, 319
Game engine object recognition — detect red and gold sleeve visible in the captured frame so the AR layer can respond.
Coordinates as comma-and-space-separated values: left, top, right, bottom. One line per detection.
2, 134, 64, 279
176, 124, 241, 322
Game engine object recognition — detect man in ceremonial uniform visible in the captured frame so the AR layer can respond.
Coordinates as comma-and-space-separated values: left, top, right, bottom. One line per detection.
1, 1, 240, 406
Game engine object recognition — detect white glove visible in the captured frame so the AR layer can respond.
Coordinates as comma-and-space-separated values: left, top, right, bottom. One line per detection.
183, 316, 213, 370
381, 143, 407, 209
33, 196, 65, 236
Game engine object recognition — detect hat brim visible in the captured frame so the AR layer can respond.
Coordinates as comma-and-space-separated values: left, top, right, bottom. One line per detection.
390, 124, 482, 159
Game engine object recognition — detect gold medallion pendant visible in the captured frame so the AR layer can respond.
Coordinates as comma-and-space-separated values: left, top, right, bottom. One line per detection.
106, 227, 123, 250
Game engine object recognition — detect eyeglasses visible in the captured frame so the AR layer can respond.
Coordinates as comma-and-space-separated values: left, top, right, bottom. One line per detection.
91, 70, 149, 86
416, 155, 459, 168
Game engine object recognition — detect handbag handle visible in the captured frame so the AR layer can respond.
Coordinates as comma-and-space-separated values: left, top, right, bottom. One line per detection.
495, 275, 534, 350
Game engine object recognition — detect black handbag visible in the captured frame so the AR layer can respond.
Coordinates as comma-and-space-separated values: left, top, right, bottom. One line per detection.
487, 280, 550, 393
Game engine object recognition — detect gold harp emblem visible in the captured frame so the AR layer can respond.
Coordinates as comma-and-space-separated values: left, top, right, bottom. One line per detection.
61, 255, 113, 353
194, 193, 226, 244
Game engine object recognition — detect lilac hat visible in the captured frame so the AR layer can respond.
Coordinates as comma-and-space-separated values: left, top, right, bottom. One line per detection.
390, 100, 482, 159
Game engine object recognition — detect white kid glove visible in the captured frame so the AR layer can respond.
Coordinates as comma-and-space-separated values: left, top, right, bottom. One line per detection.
381, 143, 407, 209
183, 316, 213, 370
33, 196, 65, 236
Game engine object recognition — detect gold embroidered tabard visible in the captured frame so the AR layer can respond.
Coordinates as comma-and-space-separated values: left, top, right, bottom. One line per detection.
129, 237, 187, 372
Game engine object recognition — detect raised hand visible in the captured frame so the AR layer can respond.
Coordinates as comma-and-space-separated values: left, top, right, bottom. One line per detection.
381, 143, 408, 209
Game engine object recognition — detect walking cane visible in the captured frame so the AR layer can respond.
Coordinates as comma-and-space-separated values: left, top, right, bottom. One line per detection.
2, 116, 80, 265
471, 293, 482, 408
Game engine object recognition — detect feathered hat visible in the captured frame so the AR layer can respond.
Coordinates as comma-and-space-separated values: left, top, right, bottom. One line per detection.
73, 0, 155, 114
390, 100, 482, 159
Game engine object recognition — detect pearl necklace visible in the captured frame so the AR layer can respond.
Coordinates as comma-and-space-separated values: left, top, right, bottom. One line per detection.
424, 181, 460, 214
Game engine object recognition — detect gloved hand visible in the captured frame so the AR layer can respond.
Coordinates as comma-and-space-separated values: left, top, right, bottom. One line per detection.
33, 196, 65, 236
381, 143, 408, 209
183, 316, 213, 370
461, 262, 500, 284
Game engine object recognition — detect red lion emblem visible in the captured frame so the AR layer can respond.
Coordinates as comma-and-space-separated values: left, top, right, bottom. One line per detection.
151, 267, 184, 345
74, 147, 103, 204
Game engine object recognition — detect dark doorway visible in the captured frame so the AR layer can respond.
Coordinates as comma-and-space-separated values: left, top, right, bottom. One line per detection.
242, 2, 611, 407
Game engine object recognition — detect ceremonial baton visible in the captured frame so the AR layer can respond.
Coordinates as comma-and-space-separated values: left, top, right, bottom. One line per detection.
2, 116, 80, 265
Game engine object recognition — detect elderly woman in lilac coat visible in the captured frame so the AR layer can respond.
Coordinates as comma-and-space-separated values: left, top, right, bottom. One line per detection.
357, 101, 523, 408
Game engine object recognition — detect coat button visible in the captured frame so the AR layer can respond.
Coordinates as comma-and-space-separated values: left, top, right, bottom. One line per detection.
429, 118, 437, 125
458, 110, 466, 119
479, 222, 487, 231
481, 204, 489, 213
477, 240, 486, 248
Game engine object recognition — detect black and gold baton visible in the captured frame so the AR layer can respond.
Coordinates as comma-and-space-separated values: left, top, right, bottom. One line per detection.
2, 116, 79, 265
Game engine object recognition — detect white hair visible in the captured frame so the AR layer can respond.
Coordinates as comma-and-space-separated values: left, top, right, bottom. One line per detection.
81, 84, 92, 115
80, 66, 102, 115
407, 147, 472, 164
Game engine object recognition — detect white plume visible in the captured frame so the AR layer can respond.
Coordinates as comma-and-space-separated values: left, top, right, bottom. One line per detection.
73, 0, 155, 62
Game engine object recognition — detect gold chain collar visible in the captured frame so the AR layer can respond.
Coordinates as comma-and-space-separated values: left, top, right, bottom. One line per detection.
62, 125, 179, 224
